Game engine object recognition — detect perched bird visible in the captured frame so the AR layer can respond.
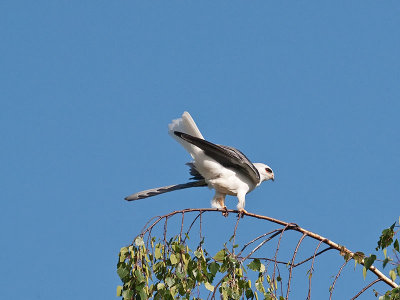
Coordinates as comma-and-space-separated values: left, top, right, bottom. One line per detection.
125, 112, 274, 214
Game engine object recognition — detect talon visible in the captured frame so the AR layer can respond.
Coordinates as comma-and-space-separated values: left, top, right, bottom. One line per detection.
238, 208, 248, 218
222, 206, 229, 217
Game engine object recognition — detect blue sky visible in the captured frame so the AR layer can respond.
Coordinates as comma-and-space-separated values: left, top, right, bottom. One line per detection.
1, 1, 399, 299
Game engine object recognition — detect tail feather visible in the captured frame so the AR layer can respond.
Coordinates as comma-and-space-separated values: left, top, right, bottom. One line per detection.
124, 180, 207, 201
181, 112, 204, 139
168, 112, 204, 157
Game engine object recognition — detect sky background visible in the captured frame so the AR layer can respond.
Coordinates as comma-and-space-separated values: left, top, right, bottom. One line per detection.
1, 1, 399, 299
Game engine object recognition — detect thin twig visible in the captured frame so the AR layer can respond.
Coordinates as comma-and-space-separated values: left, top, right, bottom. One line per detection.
295, 246, 333, 267
179, 212, 185, 241
272, 223, 294, 297
199, 211, 203, 241
240, 256, 289, 266
307, 240, 325, 300
232, 214, 241, 254
182, 213, 202, 243
163, 216, 168, 260
238, 229, 282, 256
286, 233, 307, 299
277, 263, 284, 297
329, 260, 349, 300
350, 278, 382, 300
242, 231, 284, 262
210, 273, 230, 299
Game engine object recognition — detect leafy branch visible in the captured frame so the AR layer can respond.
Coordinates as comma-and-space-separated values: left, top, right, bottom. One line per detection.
117, 208, 398, 299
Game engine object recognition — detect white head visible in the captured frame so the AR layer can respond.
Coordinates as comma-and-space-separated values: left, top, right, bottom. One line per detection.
253, 163, 275, 184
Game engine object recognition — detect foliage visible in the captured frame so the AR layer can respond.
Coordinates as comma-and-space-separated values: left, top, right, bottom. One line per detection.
116, 210, 399, 299
375, 219, 400, 300
116, 234, 283, 299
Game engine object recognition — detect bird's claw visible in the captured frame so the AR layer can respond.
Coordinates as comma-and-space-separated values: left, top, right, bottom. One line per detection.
237, 208, 248, 218
221, 206, 229, 217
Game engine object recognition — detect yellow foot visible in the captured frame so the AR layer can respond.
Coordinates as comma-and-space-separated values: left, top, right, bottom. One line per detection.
222, 206, 229, 217
238, 208, 248, 218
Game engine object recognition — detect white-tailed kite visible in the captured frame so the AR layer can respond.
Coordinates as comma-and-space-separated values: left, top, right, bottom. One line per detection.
125, 112, 274, 214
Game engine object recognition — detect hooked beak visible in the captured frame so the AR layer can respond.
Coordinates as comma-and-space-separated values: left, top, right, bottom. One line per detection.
271, 174, 275, 182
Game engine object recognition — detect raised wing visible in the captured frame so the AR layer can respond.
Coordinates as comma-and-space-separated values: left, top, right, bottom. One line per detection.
174, 131, 260, 184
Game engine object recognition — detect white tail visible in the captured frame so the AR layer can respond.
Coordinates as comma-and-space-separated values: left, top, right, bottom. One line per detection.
168, 112, 204, 157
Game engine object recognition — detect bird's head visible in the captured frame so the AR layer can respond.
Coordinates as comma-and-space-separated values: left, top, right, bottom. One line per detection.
253, 163, 275, 183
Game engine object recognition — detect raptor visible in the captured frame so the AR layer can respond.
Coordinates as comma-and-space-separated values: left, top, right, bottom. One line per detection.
125, 112, 274, 214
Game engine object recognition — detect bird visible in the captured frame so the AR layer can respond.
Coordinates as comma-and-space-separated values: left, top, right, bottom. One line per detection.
125, 112, 274, 214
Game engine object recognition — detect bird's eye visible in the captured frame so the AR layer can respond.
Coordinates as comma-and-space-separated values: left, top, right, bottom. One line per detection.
265, 167, 272, 173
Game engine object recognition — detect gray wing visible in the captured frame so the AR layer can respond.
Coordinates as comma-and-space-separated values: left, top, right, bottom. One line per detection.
125, 180, 207, 201
174, 131, 260, 184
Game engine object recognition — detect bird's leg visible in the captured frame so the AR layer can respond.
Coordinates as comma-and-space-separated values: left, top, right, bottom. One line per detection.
217, 197, 229, 217
236, 192, 247, 218
212, 192, 228, 217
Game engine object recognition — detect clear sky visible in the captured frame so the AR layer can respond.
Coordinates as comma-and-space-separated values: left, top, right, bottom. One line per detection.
1, 1, 399, 299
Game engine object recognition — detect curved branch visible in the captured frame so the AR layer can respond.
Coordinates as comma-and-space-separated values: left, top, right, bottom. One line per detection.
350, 278, 382, 300
329, 259, 349, 299
286, 233, 307, 299
137, 208, 398, 289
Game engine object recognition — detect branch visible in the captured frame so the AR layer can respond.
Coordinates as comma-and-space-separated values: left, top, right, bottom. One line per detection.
137, 208, 398, 289
350, 278, 382, 300
286, 233, 307, 299
329, 259, 349, 299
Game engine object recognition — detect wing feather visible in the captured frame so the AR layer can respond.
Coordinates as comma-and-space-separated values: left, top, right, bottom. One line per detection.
174, 131, 260, 184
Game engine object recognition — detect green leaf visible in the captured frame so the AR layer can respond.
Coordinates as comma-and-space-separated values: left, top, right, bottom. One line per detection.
194, 250, 202, 259
135, 236, 144, 247
119, 247, 130, 262
247, 259, 262, 272
204, 282, 214, 292
390, 222, 396, 230
245, 288, 254, 299
394, 239, 399, 252
260, 263, 265, 273
157, 283, 165, 290
383, 257, 391, 269
364, 254, 376, 270
122, 290, 133, 299
139, 288, 147, 300
214, 249, 226, 262
209, 261, 220, 275
376, 226, 395, 250
343, 252, 351, 262
389, 269, 397, 281
353, 252, 365, 264
165, 277, 175, 287
116, 285, 123, 297
155, 244, 162, 260
255, 279, 264, 293
117, 266, 130, 281
170, 253, 178, 265
134, 269, 145, 283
